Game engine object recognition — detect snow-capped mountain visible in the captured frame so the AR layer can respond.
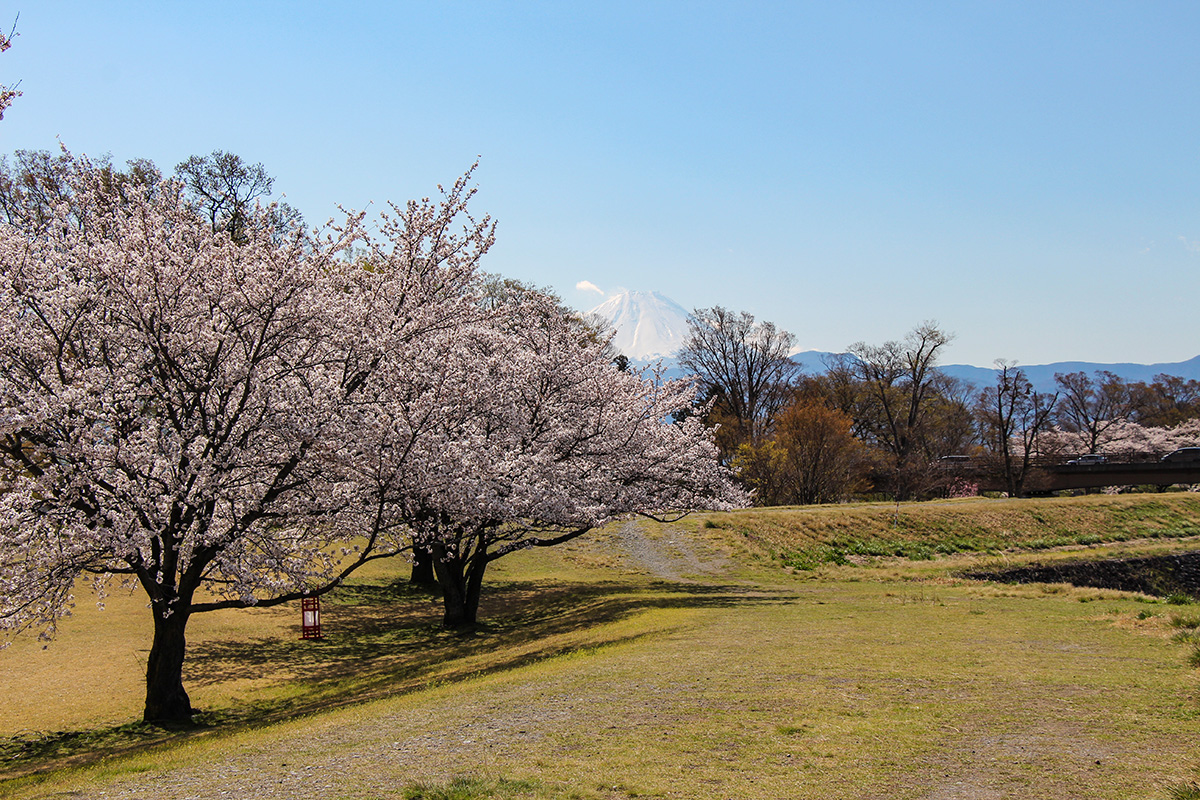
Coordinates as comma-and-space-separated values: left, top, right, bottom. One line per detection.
587, 290, 691, 361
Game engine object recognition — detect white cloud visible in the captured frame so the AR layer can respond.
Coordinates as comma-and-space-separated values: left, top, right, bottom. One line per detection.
576, 280, 604, 294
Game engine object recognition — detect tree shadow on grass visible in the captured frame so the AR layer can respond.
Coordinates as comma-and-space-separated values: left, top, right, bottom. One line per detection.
187, 578, 795, 693
0, 578, 798, 781
189, 578, 798, 720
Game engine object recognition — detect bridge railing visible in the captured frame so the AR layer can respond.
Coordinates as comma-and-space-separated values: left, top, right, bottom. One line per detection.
1031, 451, 1164, 467
940, 452, 1170, 471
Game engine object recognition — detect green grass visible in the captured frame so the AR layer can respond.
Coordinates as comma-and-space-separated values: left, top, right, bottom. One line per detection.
401, 776, 550, 799
2, 494, 1200, 799
14, 579, 1196, 798
1171, 612, 1200, 629
698, 494, 1200, 571
1169, 781, 1200, 800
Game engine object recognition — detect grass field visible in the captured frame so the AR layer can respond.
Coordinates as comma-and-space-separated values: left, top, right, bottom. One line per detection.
2, 494, 1200, 799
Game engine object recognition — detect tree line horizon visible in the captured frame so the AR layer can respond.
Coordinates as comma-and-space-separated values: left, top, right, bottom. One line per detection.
674, 307, 1200, 503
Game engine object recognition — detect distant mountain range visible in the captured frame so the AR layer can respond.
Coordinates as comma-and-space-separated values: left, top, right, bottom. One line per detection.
795, 351, 1200, 393
940, 356, 1200, 393
588, 290, 1200, 391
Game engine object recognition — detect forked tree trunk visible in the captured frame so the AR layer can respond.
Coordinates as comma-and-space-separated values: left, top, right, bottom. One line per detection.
143, 606, 194, 724
437, 569, 471, 628
431, 541, 489, 629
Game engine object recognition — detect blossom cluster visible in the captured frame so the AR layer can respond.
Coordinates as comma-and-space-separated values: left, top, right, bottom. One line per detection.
0, 157, 742, 641
1037, 419, 1200, 458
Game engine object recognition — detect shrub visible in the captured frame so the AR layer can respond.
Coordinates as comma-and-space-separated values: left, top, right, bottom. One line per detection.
1170, 613, 1200, 630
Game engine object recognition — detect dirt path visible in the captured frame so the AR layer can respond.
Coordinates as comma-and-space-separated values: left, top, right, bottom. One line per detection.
606, 520, 731, 581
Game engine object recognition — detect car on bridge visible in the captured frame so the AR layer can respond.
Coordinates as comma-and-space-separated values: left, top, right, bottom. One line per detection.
935, 455, 973, 469
1067, 454, 1108, 465
1161, 447, 1200, 463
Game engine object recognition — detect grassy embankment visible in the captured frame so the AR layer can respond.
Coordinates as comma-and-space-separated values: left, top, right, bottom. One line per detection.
704, 492, 1200, 570
1, 493, 1199, 799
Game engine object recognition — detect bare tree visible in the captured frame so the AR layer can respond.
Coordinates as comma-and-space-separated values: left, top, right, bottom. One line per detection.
1, 148, 295, 243
677, 306, 798, 456
977, 361, 1058, 497
0, 149, 162, 233
845, 321, 953, 499
1053, 370, 1144, 453
1137, 374, 1200, 427
175, 150, 302, 242
0, 149, 77, 230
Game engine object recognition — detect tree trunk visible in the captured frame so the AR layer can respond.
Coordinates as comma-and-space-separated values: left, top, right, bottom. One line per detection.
892, 456, 919, 501
1003, 448, 1019, 498
409, 542, 438, 589
143, 605, 194, 724
433, 555, 470, 627
431, 541, 488, 629
464, 552, 487, 624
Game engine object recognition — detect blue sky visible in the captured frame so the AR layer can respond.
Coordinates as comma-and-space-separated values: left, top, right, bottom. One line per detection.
3, 2, 1199, 367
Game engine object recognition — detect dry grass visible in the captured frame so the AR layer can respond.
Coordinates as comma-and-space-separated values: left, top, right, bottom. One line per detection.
10, 576, 1199, 799
2, 495, 1199, 799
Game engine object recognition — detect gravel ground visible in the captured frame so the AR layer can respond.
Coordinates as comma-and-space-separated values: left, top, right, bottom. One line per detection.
609, 521, 730, 581
38, 647, 726, 800
19, 522, 739, 800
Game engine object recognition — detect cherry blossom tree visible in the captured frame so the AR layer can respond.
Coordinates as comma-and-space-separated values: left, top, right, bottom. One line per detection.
0, 156, 493, 723
0, 151, 740, 725
1040, 419, 1200, 458
386, 295, 746, 628
0, 18, 19, 121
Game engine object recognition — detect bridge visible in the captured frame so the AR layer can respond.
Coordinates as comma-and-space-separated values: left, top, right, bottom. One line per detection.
1038, 461, 1200, 491
949, 456, 1200, 493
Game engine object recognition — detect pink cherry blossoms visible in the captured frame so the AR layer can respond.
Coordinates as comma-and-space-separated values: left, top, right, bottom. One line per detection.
0, 156, 742, 722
